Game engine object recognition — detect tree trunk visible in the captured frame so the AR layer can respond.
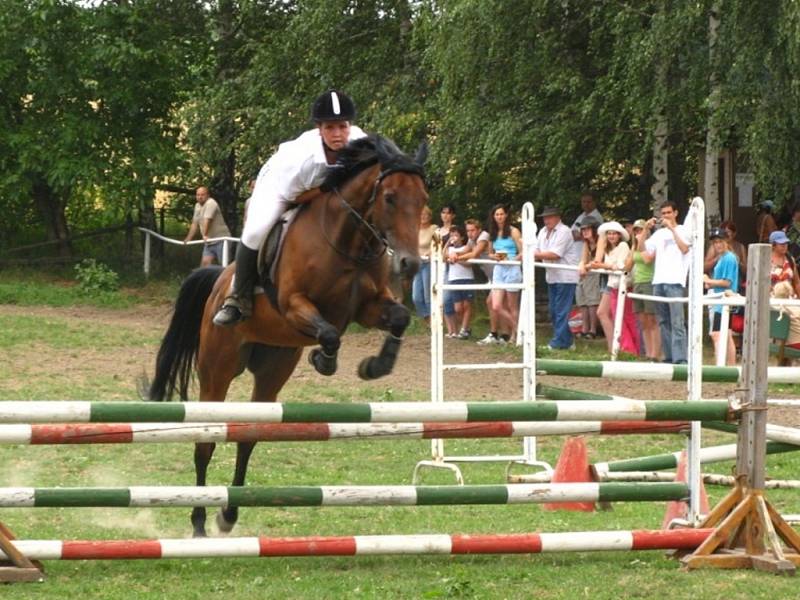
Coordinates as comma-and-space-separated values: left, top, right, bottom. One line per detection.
703, 1, 722, 226
208, 0, 240, 235
31, 176, 72, 258
210, 146, 238, 236
652, 114, 669, 210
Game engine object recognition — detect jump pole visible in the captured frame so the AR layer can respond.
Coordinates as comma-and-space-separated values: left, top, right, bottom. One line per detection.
592, 441, 799, 475
0, 529, 715, 561
535, 359, 800, 384
0, 420, 691, 445
0, 400, 735, 424
0, 482, 688, 508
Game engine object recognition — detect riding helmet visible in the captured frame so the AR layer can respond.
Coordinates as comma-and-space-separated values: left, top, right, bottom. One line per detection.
311, 89, 356, 122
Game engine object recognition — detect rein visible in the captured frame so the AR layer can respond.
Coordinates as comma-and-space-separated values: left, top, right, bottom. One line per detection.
322, 167, 409, 266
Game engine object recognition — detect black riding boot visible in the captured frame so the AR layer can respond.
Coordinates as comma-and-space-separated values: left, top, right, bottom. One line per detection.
213, 244, 260, 327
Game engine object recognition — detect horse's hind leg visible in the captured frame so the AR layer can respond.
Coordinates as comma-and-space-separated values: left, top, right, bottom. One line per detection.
216, 345, 303, 533
190, 337, 242, 537
191, 442, 216, 537
356, 295, 410, 380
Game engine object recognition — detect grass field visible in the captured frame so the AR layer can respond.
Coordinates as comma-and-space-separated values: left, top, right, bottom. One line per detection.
2, 274, 800, 598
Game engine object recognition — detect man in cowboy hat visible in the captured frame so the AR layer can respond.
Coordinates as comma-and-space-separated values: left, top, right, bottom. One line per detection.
535, 206, 581, 350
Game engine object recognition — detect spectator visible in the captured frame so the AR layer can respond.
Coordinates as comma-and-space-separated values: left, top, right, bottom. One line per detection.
703, 228, 739, 366
642, 201, 691, 364
703, 220, 746, 284
478, 204, 522, 345
437, 204, 459, 337
756, 200, 778, 242
625, 219, 661, 361
592, 221, 639, 355
575, 217, 602, 339
535, 206, 580, 350
772, 281, 800, 359
184, 186, 232, 267
459, 219, 502, 343
446, 224, 475, 339
769, 230, 800, 297
412, 205, 438, 324
571, 190, 604, 244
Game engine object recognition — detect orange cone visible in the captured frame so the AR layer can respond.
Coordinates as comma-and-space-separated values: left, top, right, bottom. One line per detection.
542, 436, 595, 512
661, 450, 710, 529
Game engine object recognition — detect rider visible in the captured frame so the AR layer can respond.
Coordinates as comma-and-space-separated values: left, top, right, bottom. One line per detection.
213, 89, 367, 327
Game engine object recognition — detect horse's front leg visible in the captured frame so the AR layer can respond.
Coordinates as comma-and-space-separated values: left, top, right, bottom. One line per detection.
356, 293, 410, 380
284, 293, 341, 376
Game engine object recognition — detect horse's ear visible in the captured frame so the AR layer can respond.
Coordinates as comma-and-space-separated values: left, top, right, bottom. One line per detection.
414, 140, 429, 166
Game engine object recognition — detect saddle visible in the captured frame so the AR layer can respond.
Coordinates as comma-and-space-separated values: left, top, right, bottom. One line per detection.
255, 205, 303, 307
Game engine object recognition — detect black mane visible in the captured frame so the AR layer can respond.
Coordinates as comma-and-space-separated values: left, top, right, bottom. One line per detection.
321, 134, 425, 191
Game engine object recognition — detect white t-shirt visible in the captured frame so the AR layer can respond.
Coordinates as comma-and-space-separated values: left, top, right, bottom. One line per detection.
644, 225, 691, 286
536, 221, 580, 284
605, 242, 630, 289
448, 245, 474, 281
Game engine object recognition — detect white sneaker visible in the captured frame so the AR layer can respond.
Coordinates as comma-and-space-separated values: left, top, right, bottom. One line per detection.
477, 333, 499, 345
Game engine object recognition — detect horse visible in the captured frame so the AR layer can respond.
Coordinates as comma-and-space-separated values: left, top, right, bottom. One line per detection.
148, 135, 428, 537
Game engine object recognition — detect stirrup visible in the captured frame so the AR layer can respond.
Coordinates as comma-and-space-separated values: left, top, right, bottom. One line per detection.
213, 303, 244, 327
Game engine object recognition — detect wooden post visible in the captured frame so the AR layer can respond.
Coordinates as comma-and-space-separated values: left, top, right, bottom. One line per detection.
0, 522, 44, 582
682, 244, 800, 574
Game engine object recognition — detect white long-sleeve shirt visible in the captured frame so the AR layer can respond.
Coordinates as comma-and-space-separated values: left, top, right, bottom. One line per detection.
252, 125, 367, 206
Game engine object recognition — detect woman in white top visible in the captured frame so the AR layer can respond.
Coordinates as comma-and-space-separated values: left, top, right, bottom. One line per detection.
590, 221, 640, 355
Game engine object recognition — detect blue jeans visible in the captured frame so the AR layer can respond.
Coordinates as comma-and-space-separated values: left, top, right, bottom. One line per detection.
653, 283, 687, 363
412, 261, 431, 318
548, 283, 576, 349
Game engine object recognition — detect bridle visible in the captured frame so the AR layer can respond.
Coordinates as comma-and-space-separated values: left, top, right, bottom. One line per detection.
323, 166, 422, 266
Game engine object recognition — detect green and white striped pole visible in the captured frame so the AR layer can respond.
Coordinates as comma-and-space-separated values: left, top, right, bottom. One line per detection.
0, 400, 734, 424
0, 483, 689, 508
535, 358, 800, 384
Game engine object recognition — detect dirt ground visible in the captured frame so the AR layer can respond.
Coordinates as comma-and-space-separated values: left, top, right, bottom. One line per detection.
3, 303, 799, 428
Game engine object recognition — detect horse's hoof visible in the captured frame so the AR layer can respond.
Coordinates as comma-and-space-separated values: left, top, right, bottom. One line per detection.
309, 348, 337, 376
358, 357, 375, 380
216, 509, 236, 534
192, 528, 207, 538
358, 357, 391, 380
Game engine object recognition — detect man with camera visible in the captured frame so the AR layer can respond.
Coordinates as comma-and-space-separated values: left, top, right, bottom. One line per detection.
641, 201, 691, 364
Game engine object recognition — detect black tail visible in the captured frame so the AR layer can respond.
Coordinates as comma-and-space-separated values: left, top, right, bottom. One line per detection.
149, 266, 224, 402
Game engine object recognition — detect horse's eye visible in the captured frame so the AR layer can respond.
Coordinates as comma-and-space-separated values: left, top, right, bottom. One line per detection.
384, 192, 396, 206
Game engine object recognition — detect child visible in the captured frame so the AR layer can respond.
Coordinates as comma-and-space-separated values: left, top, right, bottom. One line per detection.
447, 224, 475, 339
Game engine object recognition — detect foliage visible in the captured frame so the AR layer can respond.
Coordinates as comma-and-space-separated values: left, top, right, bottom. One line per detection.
74, 259, 120, 295
3, 1, 800, 256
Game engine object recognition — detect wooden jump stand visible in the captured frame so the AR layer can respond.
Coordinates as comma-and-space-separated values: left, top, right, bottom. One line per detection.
0, 522, 43, 583
681, 244, 800, 574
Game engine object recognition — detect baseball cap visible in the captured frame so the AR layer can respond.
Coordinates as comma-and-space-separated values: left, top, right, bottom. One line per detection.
770, 230, 790, 244
632, 219, 647, 230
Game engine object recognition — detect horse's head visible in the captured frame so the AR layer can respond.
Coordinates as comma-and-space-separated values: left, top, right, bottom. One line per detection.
325, 136, 429, 278
370, 141, 428, 278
